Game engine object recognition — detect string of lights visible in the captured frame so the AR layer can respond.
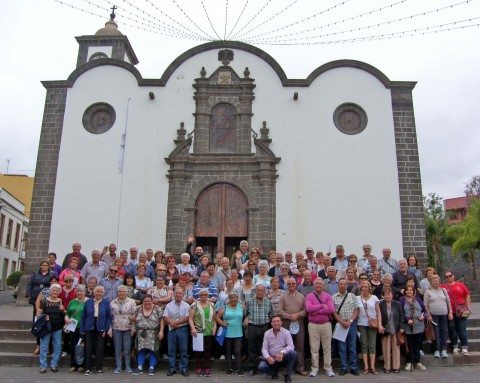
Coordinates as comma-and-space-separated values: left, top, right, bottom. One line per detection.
245, 16, 480, 45
224, 0, 229, 40
226, 0, 249, 39
201, 0, 222, 40
242, 0, 474, 43
231, 0, 300, 39
171, 0, 215, 40
230, 0, 274, 38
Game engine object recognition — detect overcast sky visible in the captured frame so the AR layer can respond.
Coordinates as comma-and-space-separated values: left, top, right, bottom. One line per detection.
1, 0, 479, 199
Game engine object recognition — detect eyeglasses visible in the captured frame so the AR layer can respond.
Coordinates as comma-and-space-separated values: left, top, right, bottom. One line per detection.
445, 274, 453, 278
360, 277, 368, 280
110, 269, 118, 273
65, 280, 73, 283
349, 260, 357, 263
287, 282, 296, 285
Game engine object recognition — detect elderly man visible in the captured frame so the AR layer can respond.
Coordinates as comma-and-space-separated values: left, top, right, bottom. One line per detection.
277, 278, 307, 376
192, 271, 218, 303
101, 243, 117, 270
268, 253, 285, 277
134, 252, 156, 281
259, 315, 297, 383
297, 270, 315, 296
332, 278, 360, 376
290, 252, 306, 276
244, 284, 273, 376
216, 257, 232, 283
62, 242, 88, 270
391, 258, 415, 300
81, 249, 107, 284
163, 287, 190, 376
377, 248, 399, 275
306, 278, 335, 377
358, 244, 372, 271
323, 266, 339, 296
128, 246, 139, 266
231, 240, 250, 268
318, 256, 332, 279
332, 245, 348, 274
284, 251, 293, 265
305, 247, 316, 272
99, 265, 123, 302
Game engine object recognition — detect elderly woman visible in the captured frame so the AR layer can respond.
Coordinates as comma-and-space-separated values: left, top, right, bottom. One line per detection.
367, 255, 381, 280
147, 275, 172, 314
113, 257, 126, 280
341, 254, 365, 278
108, 285, 137, 373
253, 260, 272, 288
278, 262, 292, 290
373, 273, 392, 300
65, 284, 87, 372
407, 255, 423, 290
190, 287, 217, 377
165, 254, 180, 286
132, 294, 165, 376
194, 255, 210, 281
217, 278, 236, 308
237, 270, 255, 302
135, 264, 153, 301
357, 280, 379, 375
425, 275, 453, 358
177, 252, 196, 276
267, 276, 284, 314
59, 258, 81, 287
400, 286, 427, 371
26, 259, 54, 355
80, 285, 112, 375
376, 287, 404, 373
216, 290, 245, 376
85, 276, 97, 298
36, 283, 65, 373
420, 267, 436, 293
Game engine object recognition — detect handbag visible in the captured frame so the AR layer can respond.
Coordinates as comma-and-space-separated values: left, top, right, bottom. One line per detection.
396, 332, 405, 346
74, 337, 85, 365
214, 325, 227, 346
445, 285, 471, 318
362, 297, 378, 329
424, 322, 435, 341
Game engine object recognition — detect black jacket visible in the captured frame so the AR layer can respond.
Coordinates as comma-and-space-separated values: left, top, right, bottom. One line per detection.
378, 299, 405, 334
25, 270, 54, 305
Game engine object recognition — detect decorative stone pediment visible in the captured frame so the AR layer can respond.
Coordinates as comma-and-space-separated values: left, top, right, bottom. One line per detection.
208, 66, 241, 85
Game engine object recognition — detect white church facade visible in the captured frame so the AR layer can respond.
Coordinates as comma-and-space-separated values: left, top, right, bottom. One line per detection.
25, 20, 427, 267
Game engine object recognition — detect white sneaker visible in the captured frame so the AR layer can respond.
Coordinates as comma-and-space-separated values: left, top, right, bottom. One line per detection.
434, 351, 440, 358
453, 347, 459, 355
404, 363, 412, 371
220, 355, 225, 360
462, 348, 468, 356
415, 363, 426, 371
309, 368, 318, 377
441, 350, 448, 358
326, 369, 335, 377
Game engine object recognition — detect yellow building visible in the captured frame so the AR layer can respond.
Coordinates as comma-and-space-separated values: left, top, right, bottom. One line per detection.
0, 174, 34, 217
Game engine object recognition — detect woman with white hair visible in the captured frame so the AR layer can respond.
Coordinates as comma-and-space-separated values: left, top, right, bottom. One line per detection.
109, 285, 137, 373
36, 283, 65, 373
65, 284, 87, 372
373, 273, 392, 300
253, 260, 271, 288
80, 285, 112, 375
189, 287, 217, 377
176, 253, 196, 275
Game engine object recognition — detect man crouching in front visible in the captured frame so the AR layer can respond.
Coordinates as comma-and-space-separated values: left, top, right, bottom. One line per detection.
259, 315, 297, 383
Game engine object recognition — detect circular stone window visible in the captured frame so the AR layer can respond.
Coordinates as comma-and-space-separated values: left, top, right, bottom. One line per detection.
333, 103, 368, 135
82, 102, 116, 134
89, 52, 108, 61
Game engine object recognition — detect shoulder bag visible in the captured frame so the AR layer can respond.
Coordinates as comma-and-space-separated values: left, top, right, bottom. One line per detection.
362, 297, 378, 329
446, 285, 471, 318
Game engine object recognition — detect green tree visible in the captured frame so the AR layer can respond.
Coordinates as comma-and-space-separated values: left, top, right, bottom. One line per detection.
464, 175, 480, 199
446, 198, 480, 280
423, 193, 447, 270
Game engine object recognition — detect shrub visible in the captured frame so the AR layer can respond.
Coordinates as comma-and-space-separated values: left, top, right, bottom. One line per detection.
6, 271, 23, 287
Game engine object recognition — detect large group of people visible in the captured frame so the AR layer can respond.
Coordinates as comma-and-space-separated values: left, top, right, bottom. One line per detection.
26, 239, 473, 380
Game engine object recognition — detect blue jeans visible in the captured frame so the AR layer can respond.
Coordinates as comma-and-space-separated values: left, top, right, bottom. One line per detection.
167, 326, 188, 371
138, 349, 157, 368
258, 350, 297, 378
431, 314, 448, 351
113, 329, 132, 369
40, 329, 62, 369
338, 322, 357, 371
448, 316, 468, 348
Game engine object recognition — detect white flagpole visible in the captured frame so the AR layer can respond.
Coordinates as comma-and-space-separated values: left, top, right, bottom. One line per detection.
117, 98, 131, 244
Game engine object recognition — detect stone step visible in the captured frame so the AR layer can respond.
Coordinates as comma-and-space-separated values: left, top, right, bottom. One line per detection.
0, 321, 32, 330
0, 340, 36, 353
423, 339, 480, 352
0, 329, 34, 341
1, 351, 479, 369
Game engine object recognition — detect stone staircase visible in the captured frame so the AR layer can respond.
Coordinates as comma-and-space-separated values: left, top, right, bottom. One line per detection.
1, 317, 479, 369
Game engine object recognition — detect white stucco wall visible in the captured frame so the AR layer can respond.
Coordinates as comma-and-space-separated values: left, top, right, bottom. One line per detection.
49, 47, 403, 263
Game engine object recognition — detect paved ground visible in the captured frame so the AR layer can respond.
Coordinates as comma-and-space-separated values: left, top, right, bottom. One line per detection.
0, 365, 480, 383
0, 289, 16, 305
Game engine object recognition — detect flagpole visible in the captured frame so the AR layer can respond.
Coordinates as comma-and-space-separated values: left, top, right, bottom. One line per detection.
117, 98, 131, 245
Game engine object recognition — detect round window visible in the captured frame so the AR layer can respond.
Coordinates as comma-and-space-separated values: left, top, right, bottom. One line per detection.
82, 102, 116, 134
333, 103, 368, 135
